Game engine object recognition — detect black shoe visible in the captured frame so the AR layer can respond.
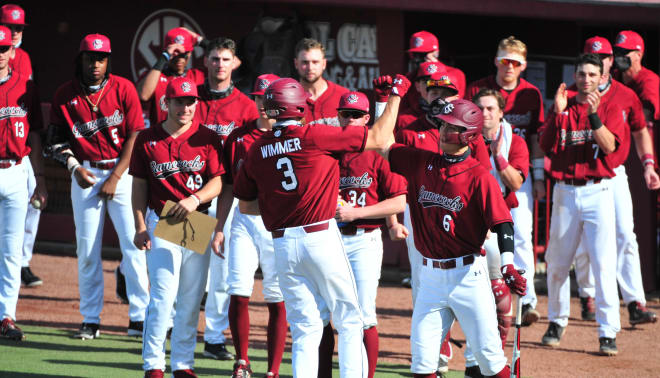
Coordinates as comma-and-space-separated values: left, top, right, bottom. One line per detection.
628, 301, 658, 325
200, 292, 207, 311
580, 296, 596, 321
73, 322, 100, 339
115, 267, 128, 304
203, 342, 234, 360
598, 337, 617, 356
464, 365, 484, 378
21, 267, 42, 287
541, 322, 565, 347
1, 318, 25, 341
401, 276, 412, 288
128, 320, 143, 337
521, 304, 540, 327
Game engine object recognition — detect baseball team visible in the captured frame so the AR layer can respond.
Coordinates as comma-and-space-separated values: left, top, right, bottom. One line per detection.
0, 3, 658, 378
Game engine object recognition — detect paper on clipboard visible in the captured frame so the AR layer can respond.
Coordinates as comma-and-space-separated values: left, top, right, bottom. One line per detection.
153, 200, 218, 255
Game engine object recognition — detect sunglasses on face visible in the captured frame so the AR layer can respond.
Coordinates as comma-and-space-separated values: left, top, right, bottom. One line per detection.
338, 110, 366, 119
498, 58, 523, 67
3, 24, 23, 33
0, 46, 11, 53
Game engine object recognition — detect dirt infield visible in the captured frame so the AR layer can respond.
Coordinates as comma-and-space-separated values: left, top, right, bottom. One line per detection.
17, 253, 660, 377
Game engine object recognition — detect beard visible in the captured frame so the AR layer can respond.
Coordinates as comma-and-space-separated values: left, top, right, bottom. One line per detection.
300, 72, 322, 84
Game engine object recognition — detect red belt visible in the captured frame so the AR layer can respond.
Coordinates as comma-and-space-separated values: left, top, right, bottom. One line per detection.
0, 159, 18, 169
561, 178, 602, 186
88, 160, 117, 170
272, 221, 329, 239
423, 255, 475, 270
339, 225, 375, 236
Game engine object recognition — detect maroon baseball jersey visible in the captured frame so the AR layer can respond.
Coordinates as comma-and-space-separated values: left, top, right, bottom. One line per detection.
395, 107, 421, 134
400, 63, 466, 118
233, 124, 367, 231
196, 84, 259, 145
487, 134, 529, 209
566, 79, 645, 167
339, 150, 407, 230
0, 71, 41, 160
303, 80, 349, 126
395, 116, 492, 170
50, 74, 145, 162
389, 144, 512, 259
222, 120, 263, 184
539, 97, 625, 180
144, 68, 205, 127
129, 120, 224, 214
615, 67, 660, 121
466, 76, 544, 141
9, 47, 32, 80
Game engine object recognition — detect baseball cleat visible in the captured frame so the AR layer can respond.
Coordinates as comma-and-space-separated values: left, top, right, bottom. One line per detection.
0, 318, 25, 341
231, 359, 252, 378
580, 296, 596, 321
401, 276, 412, 288
203, 342, 234, 360
144, 369, 164, 378
541, 322, 565, 347
127, 320, 143, 337
73, 322, 100, 340
115, 267, 129, 304
21, 267, 43, 287
598, 337, 617, 356
464, 365, 484, 378
628, 301, 658, 325
173, 369, 197, 377
521, 304, 540, 326
264, 373, 278, 378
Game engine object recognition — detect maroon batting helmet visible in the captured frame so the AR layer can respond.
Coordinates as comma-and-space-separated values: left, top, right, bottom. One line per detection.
263, 78, 309, 120
435, 99, 483, 146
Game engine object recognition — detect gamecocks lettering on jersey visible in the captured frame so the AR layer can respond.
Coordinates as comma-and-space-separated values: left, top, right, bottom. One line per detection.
559, 129, 594, 147
150, 155, 205, 179
417, 185, 464, 211
339, 172, 374, 190
260, 138, 302, 158
503, 112, 531, 127
0, 104, 27, 119
72, 109, 124, 138
203, 121, 236, 137
308, 117, 340, 127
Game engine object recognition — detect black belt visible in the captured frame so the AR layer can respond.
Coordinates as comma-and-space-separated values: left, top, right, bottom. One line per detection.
423, 255, 475, 270
561, 178, 602, 186
88, 160, 117, 170
339, 225, 375, 236
272, 221, 329, 239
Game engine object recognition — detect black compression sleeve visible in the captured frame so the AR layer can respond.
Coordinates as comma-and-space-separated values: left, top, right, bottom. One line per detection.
493, 222, 515, 253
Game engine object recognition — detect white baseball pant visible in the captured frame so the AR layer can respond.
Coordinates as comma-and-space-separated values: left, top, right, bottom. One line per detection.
574, 165, 647, 305
404, 203, 422, 304
21, 156, 41, 267
71, 161, 149, 323
341, 228, 383, 328
203, 197, 235, 344
545, 180, 620, 338
142, 210, 211, 371
227, 208, 282, 302
510, 177, 537, 308
411, 254, 507, 376
274, 219, 367, 378
0, 159, 28, 321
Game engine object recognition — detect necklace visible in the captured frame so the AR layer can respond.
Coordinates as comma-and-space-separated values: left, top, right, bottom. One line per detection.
84, 83, 106, 113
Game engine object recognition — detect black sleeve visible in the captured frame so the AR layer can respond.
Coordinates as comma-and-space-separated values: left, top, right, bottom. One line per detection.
493, 222, 515, 254
44, 123, 75, 168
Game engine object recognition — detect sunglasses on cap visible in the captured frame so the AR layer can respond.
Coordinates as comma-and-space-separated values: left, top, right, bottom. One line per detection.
338, 110, 367, 119
497, 58, 523, 67
426, 78, 452, 87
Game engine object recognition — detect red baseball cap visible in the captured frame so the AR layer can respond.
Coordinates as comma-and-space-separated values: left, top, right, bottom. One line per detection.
165, 27, 195, 53
79, 34, 111, 54
615, 30, 644, 54
0, 26, 12, 47
0, 4, 26, 26
416, 61, 446, 80
337, 91, 369, 113
407, 31, 439, 53
584, 36, 613, 55
426, 73, 458, 95
250, 74, 280, 96
166, 77, 199, 99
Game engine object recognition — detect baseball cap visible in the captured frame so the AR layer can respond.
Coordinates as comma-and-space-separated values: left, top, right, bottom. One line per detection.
79, 34, 111, 54
614, 30, 644, 54
250, 73, 280, 96
426, 73, 458, 95
165, 27, 195, 53
416, 62, 445, 80
166, 77, 199, 99
584, 36, 613, 55
337, 91, 369, 113
407, 31, 439, 53
0, 4, 26, 26
0, 26, 11, 47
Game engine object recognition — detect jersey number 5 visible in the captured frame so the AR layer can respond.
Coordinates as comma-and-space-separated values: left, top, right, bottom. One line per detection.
276, 157, 298, 191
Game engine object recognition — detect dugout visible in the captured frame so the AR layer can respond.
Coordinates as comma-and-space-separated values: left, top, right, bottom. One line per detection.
21, 0, 659, 291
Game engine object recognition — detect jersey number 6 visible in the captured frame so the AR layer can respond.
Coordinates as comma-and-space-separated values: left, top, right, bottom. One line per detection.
276, 157, 298, 191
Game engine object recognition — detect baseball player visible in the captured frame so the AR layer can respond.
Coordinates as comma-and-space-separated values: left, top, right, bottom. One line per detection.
571, 36, 659, 325
381, 98, 526, 378
136, 27, 205, 128
131, 76, 224, 378
0, 24, 46, 341
465, 36, 545, 326
539, 53, 623, 356
46, 34, 149, 339
463, 89, 530, 378
232, 75, 410, 377
294, 38, 349, 126
0, 4, 41, 287
196, 37, 259, 362
212, 73, 288, 378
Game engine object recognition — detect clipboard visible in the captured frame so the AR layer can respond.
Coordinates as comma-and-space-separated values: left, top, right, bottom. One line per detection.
153, 200, 218, 255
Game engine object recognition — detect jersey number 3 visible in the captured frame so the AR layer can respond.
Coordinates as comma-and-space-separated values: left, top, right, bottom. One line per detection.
276, 157, 298, 191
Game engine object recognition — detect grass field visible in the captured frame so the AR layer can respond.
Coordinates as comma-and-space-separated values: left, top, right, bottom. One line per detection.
0, 325, 464, 377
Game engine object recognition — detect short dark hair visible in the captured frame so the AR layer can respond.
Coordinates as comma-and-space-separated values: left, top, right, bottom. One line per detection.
205, 37, 236, 57
294, 38, 325, 57
472, 88, 505, 110
575, 53, 603, 75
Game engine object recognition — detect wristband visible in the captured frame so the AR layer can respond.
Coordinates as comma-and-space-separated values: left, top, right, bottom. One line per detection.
67, 156, 81, 173
500, 251, 514, 266
71, 164, 81, 175
153, 52, 169, 71
641, 153, 655, 167
494, 154, 509, 171
588, 113, 603, 130
190, 193, 201, 206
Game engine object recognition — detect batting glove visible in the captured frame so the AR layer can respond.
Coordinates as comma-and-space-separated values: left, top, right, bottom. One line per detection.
390, 74, 411, 97
501, 264, 527, 296
373, 75, 392, 102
